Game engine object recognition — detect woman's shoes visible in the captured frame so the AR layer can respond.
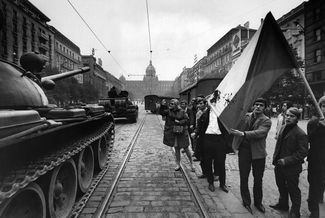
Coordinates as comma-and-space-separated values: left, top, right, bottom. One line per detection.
175, 165, 195, 172
175, 166, 181, 171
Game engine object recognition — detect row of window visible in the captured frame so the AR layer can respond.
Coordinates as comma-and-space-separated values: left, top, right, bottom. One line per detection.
55, 41, 80, 61
1, 2, 53, 62
209, 43, 232, 62
56, 54, 75, 70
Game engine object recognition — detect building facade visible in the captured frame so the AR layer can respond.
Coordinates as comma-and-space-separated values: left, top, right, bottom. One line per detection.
50, 26, 83, 83
178, 25, 256, 96
0, 0, 54, 66
205, 26, 256, 79
82, 55, 108, 99
278, 2, 305, 70
123, 61, 175, 101
305, 0, 325, 98
82, 55, 122, 99
186, 57, 207, 85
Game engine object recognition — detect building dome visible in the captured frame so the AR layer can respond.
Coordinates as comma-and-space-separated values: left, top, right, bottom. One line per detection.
145, 60, 156, 77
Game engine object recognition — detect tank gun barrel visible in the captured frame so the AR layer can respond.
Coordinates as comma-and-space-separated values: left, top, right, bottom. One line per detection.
42, 67, 90, 82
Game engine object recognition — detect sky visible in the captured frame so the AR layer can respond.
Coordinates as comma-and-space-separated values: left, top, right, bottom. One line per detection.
29, 0, 305, 81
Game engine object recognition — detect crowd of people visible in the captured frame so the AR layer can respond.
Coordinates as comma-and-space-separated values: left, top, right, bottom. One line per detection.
159, 93, 325, 218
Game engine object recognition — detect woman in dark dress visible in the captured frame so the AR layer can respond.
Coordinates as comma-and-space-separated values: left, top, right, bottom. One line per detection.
160, 99, 195, 171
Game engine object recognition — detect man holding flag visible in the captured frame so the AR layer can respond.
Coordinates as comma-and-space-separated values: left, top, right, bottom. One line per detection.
230, 98, 271, 214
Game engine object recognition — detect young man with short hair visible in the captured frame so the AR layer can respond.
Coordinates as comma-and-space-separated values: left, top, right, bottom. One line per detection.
270, 107, 308, 218
230, 98, 272, 214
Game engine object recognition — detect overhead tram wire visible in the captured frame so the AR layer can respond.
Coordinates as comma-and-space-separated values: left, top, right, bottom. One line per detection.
66, 0, 127, 76
145, 0, 152, 61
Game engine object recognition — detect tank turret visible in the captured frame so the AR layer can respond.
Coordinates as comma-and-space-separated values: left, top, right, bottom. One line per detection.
0, 53, 90, 109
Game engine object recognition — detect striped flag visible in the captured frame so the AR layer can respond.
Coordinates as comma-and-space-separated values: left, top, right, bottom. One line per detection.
210, 12, 298, 131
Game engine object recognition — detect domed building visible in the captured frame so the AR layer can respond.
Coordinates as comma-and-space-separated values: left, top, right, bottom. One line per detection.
123, 60, 175, 101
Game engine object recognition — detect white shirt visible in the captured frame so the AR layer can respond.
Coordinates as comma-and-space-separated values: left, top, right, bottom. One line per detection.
205, 108, 222, 135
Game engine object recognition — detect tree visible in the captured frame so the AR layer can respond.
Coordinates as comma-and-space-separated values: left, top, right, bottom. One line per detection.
263, 45, 305, 107
263, 70, 305, 106
42, 66, 98, 105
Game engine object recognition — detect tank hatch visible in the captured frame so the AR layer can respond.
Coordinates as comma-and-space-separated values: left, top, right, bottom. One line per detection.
0, 61, 48, 109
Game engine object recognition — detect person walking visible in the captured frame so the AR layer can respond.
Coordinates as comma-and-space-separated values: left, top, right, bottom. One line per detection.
193, 94, 231, 193
230, 98, 272, 214
160, 99, 195, 172
307, 96, 325, 218
270, 107, 308, 218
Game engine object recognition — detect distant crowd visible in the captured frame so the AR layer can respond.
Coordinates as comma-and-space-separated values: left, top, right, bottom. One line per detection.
159, 93, 325, 218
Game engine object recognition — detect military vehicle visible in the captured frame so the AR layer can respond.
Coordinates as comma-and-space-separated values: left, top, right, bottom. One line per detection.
0, 53, 115, 218
99, 90, 138, 123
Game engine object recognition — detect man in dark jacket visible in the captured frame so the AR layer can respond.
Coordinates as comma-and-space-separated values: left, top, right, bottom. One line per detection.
270, 107, 308, 218
230, 98, 272, 214
307, 96, 325, 218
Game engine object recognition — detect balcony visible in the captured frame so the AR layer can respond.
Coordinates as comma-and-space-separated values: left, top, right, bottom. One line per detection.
39, 32, 49, 40
39, 42, 49, 50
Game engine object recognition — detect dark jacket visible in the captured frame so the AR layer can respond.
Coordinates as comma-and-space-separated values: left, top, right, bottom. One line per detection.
272, 124, 308, 167
160, 106, 190, 148
195, 108, 233, 153
307, 116, 325, 165
233, 112, 272, 159
187, 106, 197, 130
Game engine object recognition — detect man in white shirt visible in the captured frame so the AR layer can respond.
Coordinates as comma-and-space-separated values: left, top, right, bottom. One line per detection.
193, 96, 231, 192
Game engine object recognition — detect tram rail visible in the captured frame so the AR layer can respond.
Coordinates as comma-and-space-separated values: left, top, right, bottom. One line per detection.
157, 114, 210, 218
93, 115, 146, 217
71, 116, 146, 218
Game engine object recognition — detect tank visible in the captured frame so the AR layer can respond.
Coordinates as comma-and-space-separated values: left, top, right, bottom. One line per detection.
99, 90, 138, 123
0, 53, 115, 218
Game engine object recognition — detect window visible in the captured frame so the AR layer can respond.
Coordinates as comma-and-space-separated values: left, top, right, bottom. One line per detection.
315, 49, 322, 63
313, 71, 321, 81
315, 28, 321, 41
314, 8, 321, 21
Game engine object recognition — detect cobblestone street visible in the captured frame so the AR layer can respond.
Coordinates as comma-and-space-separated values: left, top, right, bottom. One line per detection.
77, 106, 325, 218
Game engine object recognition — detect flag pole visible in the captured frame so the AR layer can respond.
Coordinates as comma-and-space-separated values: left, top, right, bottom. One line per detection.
295, 68, 325, 119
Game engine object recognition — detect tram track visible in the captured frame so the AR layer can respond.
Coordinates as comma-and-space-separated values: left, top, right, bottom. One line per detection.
71, 115, 146, 218
93, 115, 146, 217
157, 115, 210, 218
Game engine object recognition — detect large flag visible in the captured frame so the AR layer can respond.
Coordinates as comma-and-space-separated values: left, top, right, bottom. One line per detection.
210, 12, 298, 131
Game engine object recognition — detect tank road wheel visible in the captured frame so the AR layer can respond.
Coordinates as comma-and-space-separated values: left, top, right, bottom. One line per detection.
105, 128, 115, 147
77, 146, 94, 193
48, 159, 77, 218
0, 182, 46, 218
93, 136, 108, 171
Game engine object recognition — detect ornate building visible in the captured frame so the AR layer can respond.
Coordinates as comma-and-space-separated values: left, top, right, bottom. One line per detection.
122, 61, 175, 101
0, 0, 55, 66
305, 0, 325, 98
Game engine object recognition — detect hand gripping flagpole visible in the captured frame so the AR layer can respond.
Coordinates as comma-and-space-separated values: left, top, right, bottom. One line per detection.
295, 68, 325, 120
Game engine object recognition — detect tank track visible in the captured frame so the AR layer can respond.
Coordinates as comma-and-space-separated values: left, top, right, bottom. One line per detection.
0, 121, 114, 204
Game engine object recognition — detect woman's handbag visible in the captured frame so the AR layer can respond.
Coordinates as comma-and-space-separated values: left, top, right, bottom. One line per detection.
173, 125, 184, 134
